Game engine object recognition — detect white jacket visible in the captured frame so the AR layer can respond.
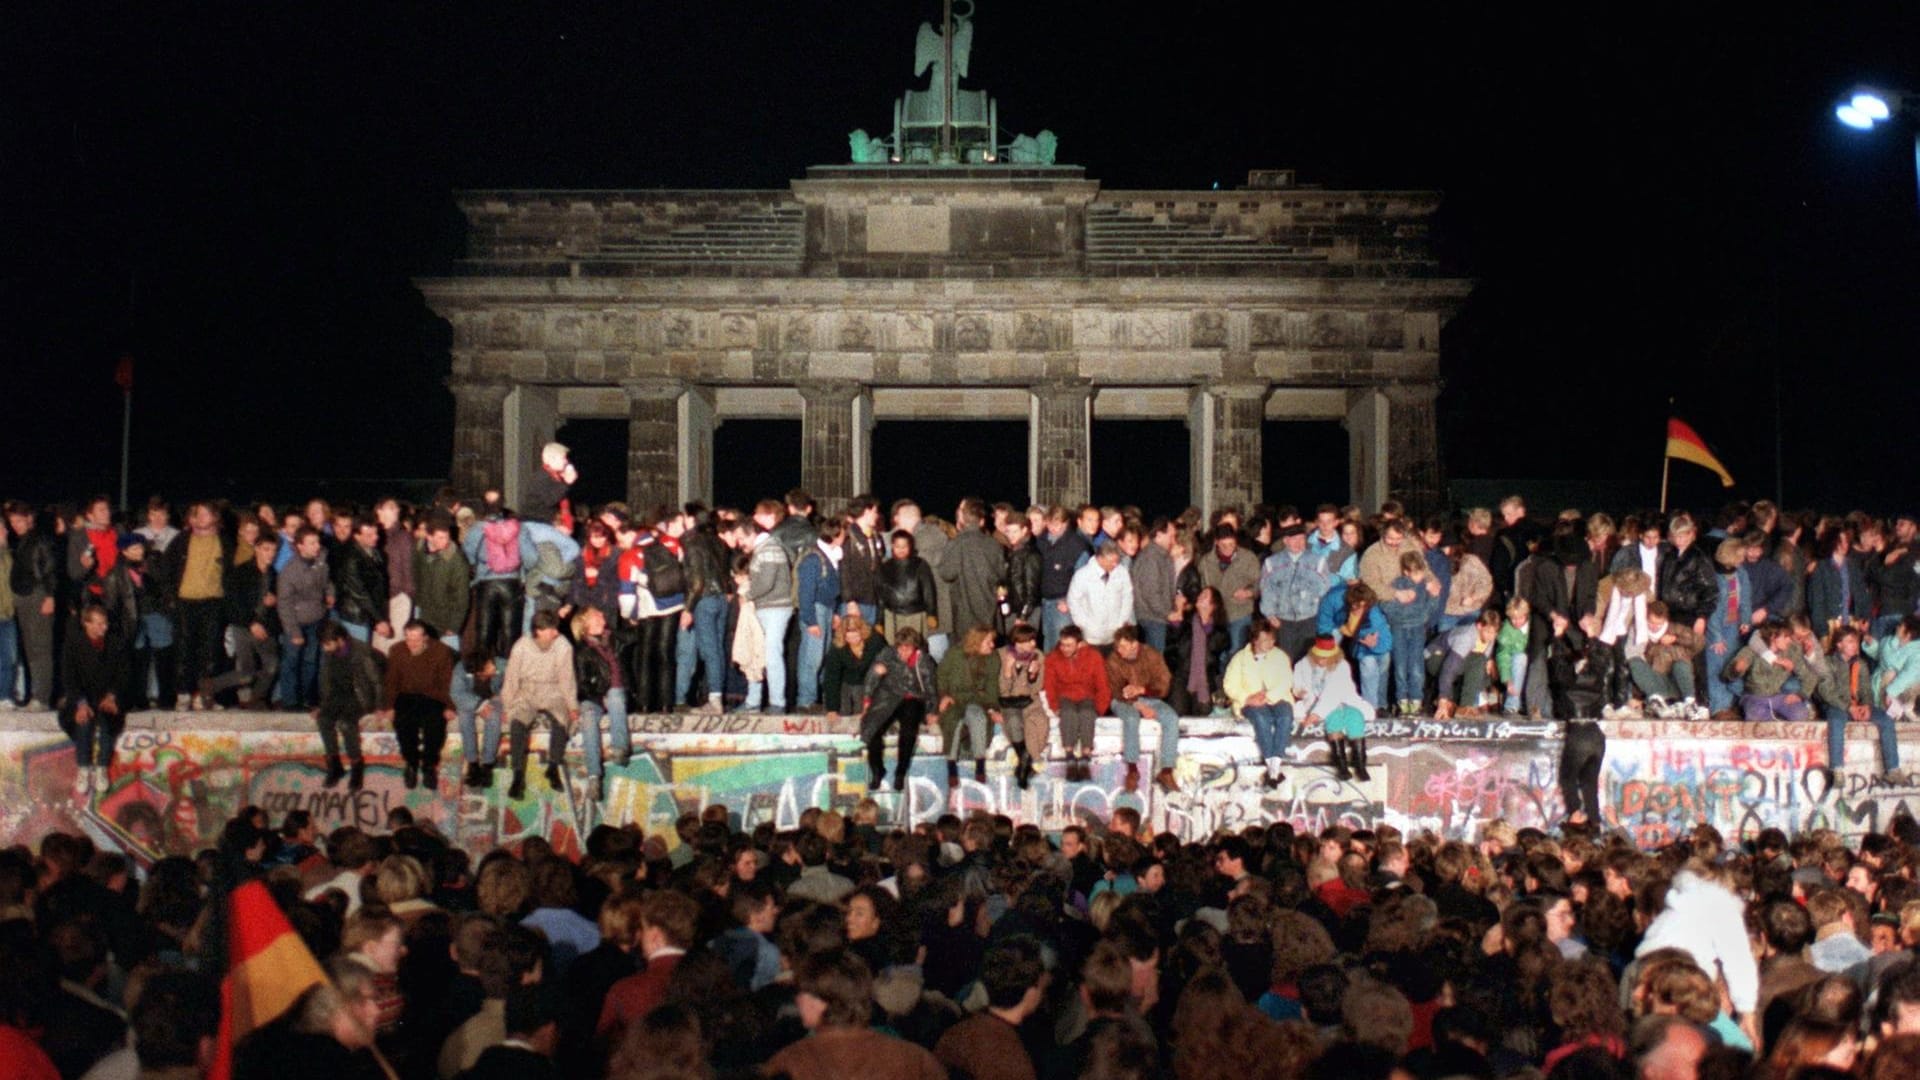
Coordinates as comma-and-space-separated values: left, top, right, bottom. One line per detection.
1066, 561, 1134, 646
1291, 656, 1376, 722
1635, 869, 1759, 1014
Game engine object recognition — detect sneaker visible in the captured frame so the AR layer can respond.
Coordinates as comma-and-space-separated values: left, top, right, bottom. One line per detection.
1601, 704, 1624, 721
698, 698, 724, 715
0, 701, 18, 712
1647, 695, 1669, 718
72, 769, 91, 799
1124, 763, 1140, 792
94, 766, 110, 789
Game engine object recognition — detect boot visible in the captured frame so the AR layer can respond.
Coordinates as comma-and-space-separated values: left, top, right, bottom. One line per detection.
947, 761, 961, 790
1124, 763, 1140, 793
545, 762, 564, 791
324, 755, 346, 789
1330, 740, 1352, 783
348, 760, 365, 791
403, 762, 419, 789
1014, 747, 1033, 790
507, 769, 527, 800
894, 767, 910, 792
1153, 767, 1179, 793
462, 762, 483, 789
975, 758, 987, 783
1350, 739, 1371, 783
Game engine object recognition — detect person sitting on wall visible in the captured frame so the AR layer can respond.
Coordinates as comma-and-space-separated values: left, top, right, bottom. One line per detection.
500, 609, 578, 800
860, 626, 938, 795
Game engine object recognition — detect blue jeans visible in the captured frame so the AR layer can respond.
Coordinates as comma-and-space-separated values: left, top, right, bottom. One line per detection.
0, 619, 17, 703
796, 603, 833, 707
1356, 654, 1387, 709
1704, 637, 1740, 713
1823, 704, 1899, 770
947, 703, 990, 758
1873, 615, 1904, 642
1139, 620, 1169, 654
277, 620, 323, 707
1227, 616, 1253, 656
676, 595, 729, 704
450, 640, 502, 765
1504, 652, 1530, 712
1041, 601, 1071, 650
338, 619, 371, 644
1389, 624, 1426, 704
1112, 696, 1178, 767
580, 688, 629, 777
746, 606, 794, 709
1244, 702, 1294, 762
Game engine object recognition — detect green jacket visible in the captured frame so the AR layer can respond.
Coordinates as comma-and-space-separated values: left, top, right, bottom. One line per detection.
414, 542, 472, 641
1730, 642, 1813, 700
936, 647, 1001, 740
1495, 621, 1530, 684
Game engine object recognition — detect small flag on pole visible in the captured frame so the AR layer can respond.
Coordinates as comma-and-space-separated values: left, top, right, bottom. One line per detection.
1665, 417, 1735, 488
113, 354, 135, 392
210, 880, 329, 1080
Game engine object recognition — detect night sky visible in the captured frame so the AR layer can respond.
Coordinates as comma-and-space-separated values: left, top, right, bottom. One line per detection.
5, 3, 1919, 516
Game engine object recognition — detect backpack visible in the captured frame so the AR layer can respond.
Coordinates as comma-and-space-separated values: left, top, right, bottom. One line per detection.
641, 539, 687, 599
481, 518, 523, 575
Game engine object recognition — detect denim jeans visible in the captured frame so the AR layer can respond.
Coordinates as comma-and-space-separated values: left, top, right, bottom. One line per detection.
947, 703, 990, 759
796, 603, 833, 707
1741, 693, 1810, 722
1356, 654, 1388, 709
1041, 601, 1071, 651
277, 620, 323, 707
579, 688, 629, 777
1388, 624, 1426, 704
1823, 704, 1900, 770
675, 594, 729, 704
1139, 620, 1169, 655
0, 619, 17, 704
338, 619, 371, 644
747, 606, 794, 710
1244, 701, 1294, 762
1628, 658, 1696, 703
1112, 696, 1178, 767
1504, 652, 1530, 713
1704, 635, 1740, 713
1227, 616, 1253, 656
449, 637, 501, 765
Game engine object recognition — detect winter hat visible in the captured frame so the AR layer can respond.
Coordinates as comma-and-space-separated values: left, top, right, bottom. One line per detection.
540, 441, 570, 471
116, 533, 145, 554
1311, 635, 1341, 660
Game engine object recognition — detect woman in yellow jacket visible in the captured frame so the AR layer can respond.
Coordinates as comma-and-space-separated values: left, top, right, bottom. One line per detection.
1223, 620, 1295, 789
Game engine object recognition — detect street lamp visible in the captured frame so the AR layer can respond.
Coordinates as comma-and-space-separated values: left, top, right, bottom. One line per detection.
1834, 86, 1920, 209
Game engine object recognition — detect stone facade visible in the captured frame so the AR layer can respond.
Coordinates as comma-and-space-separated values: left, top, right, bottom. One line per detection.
420, 167, 1470, 515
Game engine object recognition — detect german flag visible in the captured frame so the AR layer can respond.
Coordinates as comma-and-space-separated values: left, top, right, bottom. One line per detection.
1666, 418, 1734, 488
210, 881, 328, 1080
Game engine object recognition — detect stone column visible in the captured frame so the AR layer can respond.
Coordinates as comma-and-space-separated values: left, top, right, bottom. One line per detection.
1345, 388, 1388, 513
625, 380, 683, 513
1384, 381, 1444, 516
1031, 380, 1094, 508
503, 385, 559, 513
677, 385, 718, 508
1191, 382, 1269, 516
799, 382, 867, 513
448, 380, 511, 499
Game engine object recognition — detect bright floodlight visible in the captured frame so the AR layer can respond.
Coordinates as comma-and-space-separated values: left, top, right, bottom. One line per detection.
1837, 104, 1876, 130
1853, 93, 1892, 121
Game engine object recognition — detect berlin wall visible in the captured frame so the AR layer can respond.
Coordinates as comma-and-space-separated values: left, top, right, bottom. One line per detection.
2, 714, 1916, 868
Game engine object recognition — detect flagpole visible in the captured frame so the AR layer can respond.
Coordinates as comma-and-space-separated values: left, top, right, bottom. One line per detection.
1659, 450, 1670, 514
119, 384, 132, 513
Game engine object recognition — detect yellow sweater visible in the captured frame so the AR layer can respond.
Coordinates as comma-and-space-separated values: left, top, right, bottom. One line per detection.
178, 532, 225, 600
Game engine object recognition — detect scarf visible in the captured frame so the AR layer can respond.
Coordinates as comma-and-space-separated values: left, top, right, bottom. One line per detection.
1600, 586, 1650, 652
581, 541, 613, 585
818, 538, 843, 569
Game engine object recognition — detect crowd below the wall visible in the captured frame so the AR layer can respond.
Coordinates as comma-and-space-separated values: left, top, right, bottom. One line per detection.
5, 787, 1920, 1078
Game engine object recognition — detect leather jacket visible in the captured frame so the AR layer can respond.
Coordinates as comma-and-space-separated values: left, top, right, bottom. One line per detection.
8, 529, 59, 597
331, 543, 389, 627
681, 530, 729, 602
574, 631, 634, 702
876, 556, 938, 616
1658, 543, 1719, 627
1004, 542, 1042, 624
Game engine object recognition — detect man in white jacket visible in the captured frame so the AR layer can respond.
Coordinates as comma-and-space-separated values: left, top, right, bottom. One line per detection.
1067, 542, 1134, 649
1635, 861, 1760, 1043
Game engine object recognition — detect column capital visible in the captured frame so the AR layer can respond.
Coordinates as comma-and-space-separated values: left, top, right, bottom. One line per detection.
1198, 380, 1271, 401
1030, 379, 1095, 402
446, 378, 512, 403
1381, 380, 1442, 406
796, 380, 866, 405
620, 378, 689, 402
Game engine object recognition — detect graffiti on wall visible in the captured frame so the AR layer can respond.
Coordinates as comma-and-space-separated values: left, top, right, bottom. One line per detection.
1, 715, 1916, 866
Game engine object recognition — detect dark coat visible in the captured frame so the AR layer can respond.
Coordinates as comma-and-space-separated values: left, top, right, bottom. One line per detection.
680, 528, 730, 602
222, 558, 281, 635
573, 631, 635, 702
1164, 615, 1230, 716
822, 635, 887, 714
1809, 555, 1873, 629
1524, 555, 1599, 622
1003, 541, 1041, 626
938, 527, 1007, 636
8, 528, 60, 597
876, 555, 938, 617
1658, 543, 1720, 627
331, 542, 389, 627
860, 643, 938, 741
58, 626, 130, 711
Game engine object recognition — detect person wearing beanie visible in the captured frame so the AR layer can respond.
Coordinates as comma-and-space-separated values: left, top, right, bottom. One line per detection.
1294, 633, 1374, 782
526, 441, 577, 532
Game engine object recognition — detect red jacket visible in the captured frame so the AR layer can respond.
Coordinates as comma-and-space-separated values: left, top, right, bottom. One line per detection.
596, 951, 682, 1037
1044, 645, 1111, 714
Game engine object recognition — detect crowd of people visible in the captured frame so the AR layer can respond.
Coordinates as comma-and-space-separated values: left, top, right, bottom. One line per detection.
4, 447, 1919, 816
4, 787, 1920, 1079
